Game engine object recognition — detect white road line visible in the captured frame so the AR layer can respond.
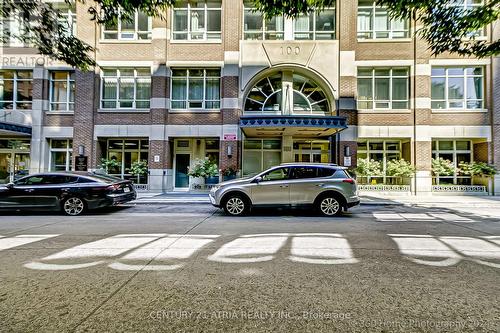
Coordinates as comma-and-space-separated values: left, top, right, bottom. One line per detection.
428, 213, 474, 223
110, 235, 219, 271
439, 237, 500, 259
289, 235, 358, 264
208, 235, 288, 263
0, 235, 59, 251
43, 234, 165, 260
373, 213, 406, 221
399, 214, 436, 221
390, 234, 461, 267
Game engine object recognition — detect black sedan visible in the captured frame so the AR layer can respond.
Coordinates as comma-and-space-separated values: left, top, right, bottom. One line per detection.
0, 172, 137, 216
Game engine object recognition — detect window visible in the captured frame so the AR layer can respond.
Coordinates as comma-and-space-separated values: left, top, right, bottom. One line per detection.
448, 0, 484, 37
103, 11, 151, 40
50, 139, 73, 171
357, 140, 403, 184
107, 139, 149, 184
357, 0, 409, 39
293, 140, 330, 163
205, 139, 220, 167
432, 140, 472, 185
261, 167, 289, 181
431, 67, 483, 110
0, 70, 32, 110
101, 68, 151, 109
54, 2, 77, 36
294, 8, 335, 40
242, 139, 281, 176
245, 73, 329, 115
357, 68, 409, 110
0, 11, 30, 47
171, 69, 220, 110
244, 3, 284, 40
172, 1, 221, 41
16, 175, 44, 186
50, 72, 75, 112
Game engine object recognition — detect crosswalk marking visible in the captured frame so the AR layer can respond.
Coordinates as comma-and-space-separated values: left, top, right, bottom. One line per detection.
289, 234, 358, 264
374, 212, 476, 223
0, 235, 59, 251
440, 237, 500, 259
208, 235, 288, 263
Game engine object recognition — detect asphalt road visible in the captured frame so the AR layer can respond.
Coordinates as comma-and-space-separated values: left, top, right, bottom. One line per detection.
0, 203, 499, 333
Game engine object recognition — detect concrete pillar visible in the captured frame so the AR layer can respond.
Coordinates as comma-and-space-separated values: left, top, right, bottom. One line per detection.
29, 65, 47, 174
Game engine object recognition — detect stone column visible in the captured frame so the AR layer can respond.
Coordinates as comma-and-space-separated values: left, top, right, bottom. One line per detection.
29, 65, 48, 174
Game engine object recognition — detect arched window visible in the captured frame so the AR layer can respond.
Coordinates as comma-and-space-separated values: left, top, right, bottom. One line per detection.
244, 72, 330, 115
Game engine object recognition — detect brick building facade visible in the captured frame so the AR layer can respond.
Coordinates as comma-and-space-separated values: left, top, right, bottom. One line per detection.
1, 0, 499, 195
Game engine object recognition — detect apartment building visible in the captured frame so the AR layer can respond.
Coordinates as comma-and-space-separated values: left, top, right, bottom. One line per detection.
1, 0, 499, 195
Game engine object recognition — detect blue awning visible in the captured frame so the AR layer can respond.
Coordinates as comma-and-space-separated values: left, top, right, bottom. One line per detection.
0, 122, 32, 135
240, 115, 347, 137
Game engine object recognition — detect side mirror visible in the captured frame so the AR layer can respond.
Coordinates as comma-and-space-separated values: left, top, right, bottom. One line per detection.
5, 183, 14, 189
253, 176, 262, 184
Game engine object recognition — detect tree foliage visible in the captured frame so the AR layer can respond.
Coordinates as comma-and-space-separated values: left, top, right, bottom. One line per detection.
1, 0, 498, 70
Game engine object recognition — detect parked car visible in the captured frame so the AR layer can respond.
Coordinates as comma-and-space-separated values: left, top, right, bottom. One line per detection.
209, 163, 360, 216
0, 172, 137, 216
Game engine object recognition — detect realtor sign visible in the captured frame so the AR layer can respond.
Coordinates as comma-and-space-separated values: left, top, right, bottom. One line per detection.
223, 134, 237, 141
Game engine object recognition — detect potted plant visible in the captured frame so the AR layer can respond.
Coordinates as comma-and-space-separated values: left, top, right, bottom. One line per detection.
100, 157, 120, 175
459, 161, 497, 191
187, 157, 219, 189
354, 158, 383, 184
221, 166, 238, 181
431, 158, 455, 185
386, 159, 415, 185
130, 160, 148, 184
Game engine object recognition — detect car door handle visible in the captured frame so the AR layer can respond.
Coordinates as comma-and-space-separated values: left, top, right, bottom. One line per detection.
279, 185, 289, 188
24, 189, 35, 193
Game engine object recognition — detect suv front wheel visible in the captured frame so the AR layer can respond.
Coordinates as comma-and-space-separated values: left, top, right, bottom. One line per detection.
316, 195, 342, 217
223, 194, 248, 216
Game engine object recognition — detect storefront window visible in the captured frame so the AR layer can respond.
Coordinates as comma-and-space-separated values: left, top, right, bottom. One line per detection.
243, 139, 281, 176
106, 139, 149, 184
205, 139, 220, 167
357, 140, 403, 184
432, 140, 472, 185
50, 139, 73, 171
293, 140, 330, 163
0, 139, 30, 183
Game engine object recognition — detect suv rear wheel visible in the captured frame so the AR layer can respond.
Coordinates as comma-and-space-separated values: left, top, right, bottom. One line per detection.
223, 194, 248, 216
317, 195, 342, 217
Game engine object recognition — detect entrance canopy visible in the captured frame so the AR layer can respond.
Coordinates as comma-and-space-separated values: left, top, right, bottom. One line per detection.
0, 122, 32, 136
240, 115, 347, 137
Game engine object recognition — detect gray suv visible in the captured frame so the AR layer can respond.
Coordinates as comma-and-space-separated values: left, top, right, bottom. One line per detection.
209, 163, 360, 216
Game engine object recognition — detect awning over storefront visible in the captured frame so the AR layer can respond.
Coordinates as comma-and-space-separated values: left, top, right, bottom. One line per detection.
239, 115, 347, 137
0, 122, 32, 136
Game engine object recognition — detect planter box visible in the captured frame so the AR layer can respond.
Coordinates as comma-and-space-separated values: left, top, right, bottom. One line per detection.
223, 175, 236, 182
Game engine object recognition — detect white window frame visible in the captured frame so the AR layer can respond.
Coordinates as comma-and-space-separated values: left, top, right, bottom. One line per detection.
49, 139, 73, 172
293, 7, 336, 40
0, 70, 33, 110
243, 5, 284, 40
170, 68, 221, 110
431, 67, 484, 110
54, 2, 77, 36
102, 10, 152, 40
357, 140, 403, 184
357, 1, 409, 40
242, 138, 282, 176
49, 71, 75, 112
432, 140, 473, 185
100, 68, 151, 110
447, 0, 485, 37
357, 67, 409, 110
0, 10, 30, 47
171, 1, 222, 41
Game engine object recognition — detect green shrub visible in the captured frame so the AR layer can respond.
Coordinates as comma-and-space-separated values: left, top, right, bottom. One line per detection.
354, 158, 383, 177
459, 161, 497, 177
386, 159, 415, 177
431, 158, 455, 176
188, 157, 218, 178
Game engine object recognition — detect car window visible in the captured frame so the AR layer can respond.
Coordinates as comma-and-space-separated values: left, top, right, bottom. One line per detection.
261, 168, 289, 182
15, 176, 44, 185
47, 175, 78, 184
77, 177, 97, 183
318, 168, 336, 178
332, 169, 349, 179
290, 167, 319, 179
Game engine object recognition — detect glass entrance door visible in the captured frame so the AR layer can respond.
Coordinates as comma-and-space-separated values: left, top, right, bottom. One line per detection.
175, 154, 190, 189
293, 140, 330, 163
0, 152, 30, 183
14, 153, 30, 180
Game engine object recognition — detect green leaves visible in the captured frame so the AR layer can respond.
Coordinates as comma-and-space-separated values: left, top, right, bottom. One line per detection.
354, 158, 384, 177
431, 158, 456, 176
251, 0, 335, 18
187, 157, 219, 179
458, 161, 497, 177
386, 159, 415, 178
130, 160, 148, 176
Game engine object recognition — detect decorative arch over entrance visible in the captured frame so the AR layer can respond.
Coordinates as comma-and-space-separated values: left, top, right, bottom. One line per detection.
243, 68, 335, 116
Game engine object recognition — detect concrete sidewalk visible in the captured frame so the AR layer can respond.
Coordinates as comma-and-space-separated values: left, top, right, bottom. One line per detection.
133, 192, 500, 208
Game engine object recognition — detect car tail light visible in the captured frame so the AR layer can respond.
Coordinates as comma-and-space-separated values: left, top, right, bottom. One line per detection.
106, 184, 121, 191
342, 179, 355, 184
